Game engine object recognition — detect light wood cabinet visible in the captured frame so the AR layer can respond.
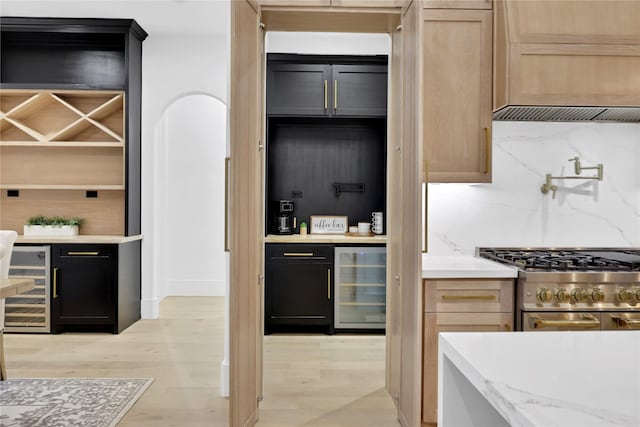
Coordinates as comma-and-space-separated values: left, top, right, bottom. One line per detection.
0, 90, 127, 235
422, 8, 493, 183
422, 278, 514, 424
259, 0, 401, 8
494, 0, 640, 111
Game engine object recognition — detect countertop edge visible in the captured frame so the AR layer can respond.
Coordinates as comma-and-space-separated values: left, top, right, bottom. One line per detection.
16, 234, 143, 244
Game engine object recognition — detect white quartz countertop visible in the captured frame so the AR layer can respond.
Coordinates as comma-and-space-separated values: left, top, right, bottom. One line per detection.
439, 331, 640, 427
422, 254, 518, 279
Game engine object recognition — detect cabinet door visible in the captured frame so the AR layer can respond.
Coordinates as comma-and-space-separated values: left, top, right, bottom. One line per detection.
422, 312, 513, 424
267, 63, 331, 115
422, 9, 492, 183
422, 0, 491, 9
331, 64, 388, 116
265, 262, 333, 333
51, 245, 116, 332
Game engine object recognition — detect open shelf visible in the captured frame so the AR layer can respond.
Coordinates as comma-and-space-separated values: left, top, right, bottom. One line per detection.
1, 188, 125, 235
0, 89, 124, 143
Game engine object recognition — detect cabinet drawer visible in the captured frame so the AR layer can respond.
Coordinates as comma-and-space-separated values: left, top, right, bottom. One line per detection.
266, 244, 333, 262
53, 244, 115, 261
423, 279, 514, 313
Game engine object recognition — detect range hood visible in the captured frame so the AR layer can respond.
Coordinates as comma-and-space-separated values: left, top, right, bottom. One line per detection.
493, 0, 640, 123
494, 106, 640, 123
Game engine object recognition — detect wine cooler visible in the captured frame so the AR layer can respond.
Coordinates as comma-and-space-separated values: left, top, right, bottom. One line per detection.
334, 246, 386, 330
4, 246, 51, 333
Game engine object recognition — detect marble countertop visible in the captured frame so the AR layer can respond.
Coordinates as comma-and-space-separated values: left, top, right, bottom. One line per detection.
422, 254, 518, 279
439, 331, 640, 427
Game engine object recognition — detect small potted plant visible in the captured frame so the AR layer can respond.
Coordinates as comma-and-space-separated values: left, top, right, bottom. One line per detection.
24, 215, 85, 237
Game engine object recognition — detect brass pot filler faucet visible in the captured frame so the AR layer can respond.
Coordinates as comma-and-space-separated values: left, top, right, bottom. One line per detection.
540, 156, 604, 199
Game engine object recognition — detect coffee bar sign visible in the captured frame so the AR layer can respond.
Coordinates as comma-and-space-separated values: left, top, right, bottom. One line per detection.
310, 216, 348, 235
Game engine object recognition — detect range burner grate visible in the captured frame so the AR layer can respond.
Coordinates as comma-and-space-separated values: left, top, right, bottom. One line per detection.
479, 248, 640, 272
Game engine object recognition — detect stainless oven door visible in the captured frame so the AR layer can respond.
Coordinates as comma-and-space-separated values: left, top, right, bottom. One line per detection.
523, 312, 602, 331
603, 312, 640, 330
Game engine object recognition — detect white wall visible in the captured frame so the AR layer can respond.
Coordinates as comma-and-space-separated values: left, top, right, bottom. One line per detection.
142, 34, 228, 316
162, 95, 227, 296
427, 122, 640, 255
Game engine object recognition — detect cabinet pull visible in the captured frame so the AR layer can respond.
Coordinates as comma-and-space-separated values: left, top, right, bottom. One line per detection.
283, 252, 314, 257
67, 251, 100, 256
53, 267, 58, 299
327, 269, 331, 300
324, 79, 328, 110
334, 79, 338, 111
611, 316, 640, 329
441, 294, 496, 301
483, 127, 491, 174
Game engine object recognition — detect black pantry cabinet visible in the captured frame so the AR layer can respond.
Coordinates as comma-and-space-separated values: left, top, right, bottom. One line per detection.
267, 54, 388, 117
265, 244, 334, 335
51, 242, 141, 334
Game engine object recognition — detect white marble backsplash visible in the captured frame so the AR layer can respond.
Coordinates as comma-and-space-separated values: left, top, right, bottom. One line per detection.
427, 122, 640, 255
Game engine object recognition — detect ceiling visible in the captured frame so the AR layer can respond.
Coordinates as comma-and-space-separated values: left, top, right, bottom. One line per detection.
0, 0, 230, 36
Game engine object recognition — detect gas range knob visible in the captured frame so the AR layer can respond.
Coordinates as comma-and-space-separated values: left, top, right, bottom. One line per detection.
635, 288, 640, 302
536, 288, 553, 303
571, 288, 585, 303
553, 288, 570, 303
590, 288, 604, 303
617, 289, 633, 303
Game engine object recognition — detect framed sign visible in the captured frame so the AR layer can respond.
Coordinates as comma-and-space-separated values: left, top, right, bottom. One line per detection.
310, 216, 348, 234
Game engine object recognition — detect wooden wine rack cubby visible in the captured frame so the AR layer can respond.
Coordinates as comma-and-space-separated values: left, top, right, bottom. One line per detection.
0, 89, 126, 235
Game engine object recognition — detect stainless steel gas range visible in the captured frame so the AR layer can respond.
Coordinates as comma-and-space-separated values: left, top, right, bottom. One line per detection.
478, 248, 640, 331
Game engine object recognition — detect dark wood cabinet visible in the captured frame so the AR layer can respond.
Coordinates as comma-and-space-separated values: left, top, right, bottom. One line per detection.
267, 63, 331, 116
51, 241, 140, 334
332, 64, 388, 117
266, 55, 388, 117
265, 244, 334, 334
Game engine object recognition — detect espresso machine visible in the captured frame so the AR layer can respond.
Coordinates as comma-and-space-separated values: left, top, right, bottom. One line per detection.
272, 200, 295, 234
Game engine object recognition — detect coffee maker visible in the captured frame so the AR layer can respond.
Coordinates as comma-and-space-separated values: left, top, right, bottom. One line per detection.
272, 200, 295, 234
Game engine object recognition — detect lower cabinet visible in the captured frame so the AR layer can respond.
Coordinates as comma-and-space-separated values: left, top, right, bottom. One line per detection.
51, 241, 140, 334
422, 278, 514, 424
265, 244, 334, 334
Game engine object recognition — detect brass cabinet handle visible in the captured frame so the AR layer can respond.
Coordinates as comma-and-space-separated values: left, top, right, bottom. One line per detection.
441, 294, 496, 301
53, 267, 58, 299
67, 251, 99, 256
611, 316, 640, 329
483, 127, 491, 174
334, 79, 338, 111
324, 80, 328, 110
529, 314, 600, 329
327, 269, 331, 300
283, 252, 314, 257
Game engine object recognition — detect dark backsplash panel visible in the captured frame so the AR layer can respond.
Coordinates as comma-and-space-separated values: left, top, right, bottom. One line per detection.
267, 117, 386, 234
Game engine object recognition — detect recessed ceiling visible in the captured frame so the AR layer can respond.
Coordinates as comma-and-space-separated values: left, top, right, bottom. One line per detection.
0, 0, 229, 36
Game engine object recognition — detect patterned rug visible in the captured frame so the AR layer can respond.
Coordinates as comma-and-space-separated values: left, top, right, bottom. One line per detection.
0, 378, 153, 427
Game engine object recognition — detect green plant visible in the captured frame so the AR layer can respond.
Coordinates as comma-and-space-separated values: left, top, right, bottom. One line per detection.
27, 215, 85, 227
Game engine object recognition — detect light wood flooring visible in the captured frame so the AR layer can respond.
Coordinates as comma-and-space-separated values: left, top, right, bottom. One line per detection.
4, 297, 398, 426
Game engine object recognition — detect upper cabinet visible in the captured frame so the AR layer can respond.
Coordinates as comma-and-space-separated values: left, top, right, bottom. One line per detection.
0, 18, 147, 236
259, 0, 401, 7
266, 57, 388, 117
422, 8, 493, 183
494, 0, 640, 121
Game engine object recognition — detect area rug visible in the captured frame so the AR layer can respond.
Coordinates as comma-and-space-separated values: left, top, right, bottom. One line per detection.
0, 378, 153, 427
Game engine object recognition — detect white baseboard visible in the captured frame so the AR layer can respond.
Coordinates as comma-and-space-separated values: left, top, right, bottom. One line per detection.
220, 359, 229, 397
168, 279, 226, 296
141, 296, 160, 319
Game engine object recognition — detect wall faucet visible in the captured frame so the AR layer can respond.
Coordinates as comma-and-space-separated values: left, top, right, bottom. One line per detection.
541, 157, 604, 198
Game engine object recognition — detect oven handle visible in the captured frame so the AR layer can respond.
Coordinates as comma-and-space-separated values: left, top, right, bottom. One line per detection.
611, 316, 640, 329
529, 314, 600, 329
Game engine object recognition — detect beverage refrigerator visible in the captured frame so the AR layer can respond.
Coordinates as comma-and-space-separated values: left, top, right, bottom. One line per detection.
334, 246, 386, 330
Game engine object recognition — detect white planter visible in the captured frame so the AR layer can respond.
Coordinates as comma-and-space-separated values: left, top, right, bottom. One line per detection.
23, 225, 79, 237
